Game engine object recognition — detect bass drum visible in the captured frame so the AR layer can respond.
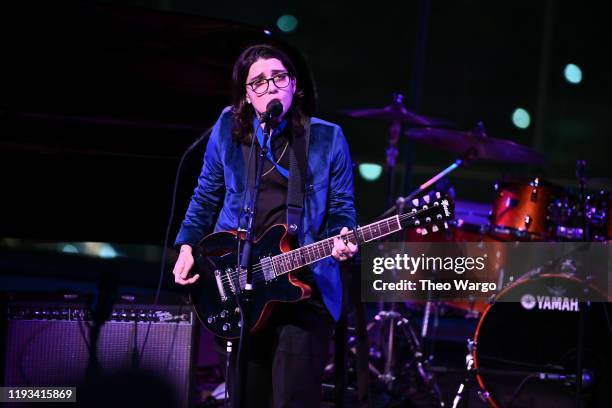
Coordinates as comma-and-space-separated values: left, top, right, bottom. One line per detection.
473, 274, 612, 408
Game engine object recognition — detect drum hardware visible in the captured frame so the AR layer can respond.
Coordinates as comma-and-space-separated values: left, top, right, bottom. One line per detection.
365, 306, 445, 406
363, 196, 446, 406
550, 189, 610, 241
343, 96, 459, 405
573, 159, 588, 408
451, 339, 490, 408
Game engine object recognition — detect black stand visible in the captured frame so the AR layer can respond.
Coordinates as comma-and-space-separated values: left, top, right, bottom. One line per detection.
574, 159, 587, 408
233, 122, 272, 408
451, 339, 476, 408
377, 150, 475, 221
385, 118, 401, 208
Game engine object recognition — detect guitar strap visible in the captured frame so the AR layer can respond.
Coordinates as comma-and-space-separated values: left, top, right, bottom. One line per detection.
286, 117, 310, 235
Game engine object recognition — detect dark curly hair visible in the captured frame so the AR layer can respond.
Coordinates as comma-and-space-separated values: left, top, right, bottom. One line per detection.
230, 44, 314, 145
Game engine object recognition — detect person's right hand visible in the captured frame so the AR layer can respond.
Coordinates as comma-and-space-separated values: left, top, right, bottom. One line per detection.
173, 245, 200, 285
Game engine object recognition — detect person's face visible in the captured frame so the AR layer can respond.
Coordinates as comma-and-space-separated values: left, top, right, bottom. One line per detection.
245, 57, 296, 122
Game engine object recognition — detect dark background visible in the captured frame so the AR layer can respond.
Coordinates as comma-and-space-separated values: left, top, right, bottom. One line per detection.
1, 0, 611, 247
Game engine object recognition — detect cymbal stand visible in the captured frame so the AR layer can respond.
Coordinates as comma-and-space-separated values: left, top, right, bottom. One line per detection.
370, 103, 405, 388
574, 159, 587, 408
385, 120, 401, 208
451, 340, 477, 408
367, 199, 445, 407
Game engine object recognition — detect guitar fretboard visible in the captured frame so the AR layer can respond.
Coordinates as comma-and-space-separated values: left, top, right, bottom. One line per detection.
270, 215, 402, 276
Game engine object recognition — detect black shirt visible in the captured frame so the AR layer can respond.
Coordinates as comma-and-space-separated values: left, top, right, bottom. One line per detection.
252, 131, 290, 238
248, 128, 322, 301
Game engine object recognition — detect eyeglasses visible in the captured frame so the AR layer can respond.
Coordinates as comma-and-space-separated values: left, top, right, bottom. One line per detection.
246, 72, 292, 95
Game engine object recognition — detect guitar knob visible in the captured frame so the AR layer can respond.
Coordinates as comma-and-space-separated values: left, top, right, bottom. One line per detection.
222, 323, 231, 331
207, 316, 215, 324
220, 310, 228, 318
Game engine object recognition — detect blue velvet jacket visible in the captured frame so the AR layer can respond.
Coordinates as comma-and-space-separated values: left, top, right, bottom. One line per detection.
175, 107, 357, 321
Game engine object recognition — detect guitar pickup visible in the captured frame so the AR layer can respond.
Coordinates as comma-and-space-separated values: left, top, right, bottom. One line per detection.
214, 269, 228, 302
237, 267, 247, 290
259, 257, 275, 282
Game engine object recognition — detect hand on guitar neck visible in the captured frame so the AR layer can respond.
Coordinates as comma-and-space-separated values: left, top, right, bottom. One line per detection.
331, 226, 358, 261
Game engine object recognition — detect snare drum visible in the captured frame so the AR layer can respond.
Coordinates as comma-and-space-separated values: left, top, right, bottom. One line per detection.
473, 274, 611, 408
489, 178, 559, 239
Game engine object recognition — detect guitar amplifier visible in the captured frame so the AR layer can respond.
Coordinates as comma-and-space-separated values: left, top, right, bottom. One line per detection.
1, 295, 196, 408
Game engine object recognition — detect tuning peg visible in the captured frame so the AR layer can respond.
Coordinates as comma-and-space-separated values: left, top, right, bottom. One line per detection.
444, 222, 449, 229
420, 228, 428, 235
423, 195, 431, 204
412, 198, 419, 207
435, 191, 441, 199
432, 225, 439, 232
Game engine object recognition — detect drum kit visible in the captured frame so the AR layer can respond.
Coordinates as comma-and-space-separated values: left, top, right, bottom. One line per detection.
342, 94, 612, 407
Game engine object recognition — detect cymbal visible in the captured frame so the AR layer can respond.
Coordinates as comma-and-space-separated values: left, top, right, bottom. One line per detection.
405, 126, 545, 165
343, 105, 455, 127
342, 93, 455, 127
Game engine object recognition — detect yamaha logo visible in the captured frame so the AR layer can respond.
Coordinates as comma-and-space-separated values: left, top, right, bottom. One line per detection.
520, 294, 536, 310
520, 293, 579, 312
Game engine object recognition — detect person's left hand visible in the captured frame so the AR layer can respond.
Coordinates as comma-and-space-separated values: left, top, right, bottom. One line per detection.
332, 227, 358, 262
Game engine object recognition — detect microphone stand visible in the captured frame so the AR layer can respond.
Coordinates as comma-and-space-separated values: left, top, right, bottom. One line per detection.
377, 149, 477, 221
234, 120, 272, 408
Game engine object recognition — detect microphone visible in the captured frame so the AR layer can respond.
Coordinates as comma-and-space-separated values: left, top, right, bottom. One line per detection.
537, 370, 594, 388
260, 99, 283, 123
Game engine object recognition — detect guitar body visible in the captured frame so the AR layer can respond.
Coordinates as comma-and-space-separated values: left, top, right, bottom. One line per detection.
190, 224, 311, 339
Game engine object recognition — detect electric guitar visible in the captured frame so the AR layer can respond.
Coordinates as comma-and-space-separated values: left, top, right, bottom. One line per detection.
190, 192, 454, 338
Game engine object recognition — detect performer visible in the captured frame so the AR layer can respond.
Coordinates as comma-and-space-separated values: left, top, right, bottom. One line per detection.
172, 43, 357, 407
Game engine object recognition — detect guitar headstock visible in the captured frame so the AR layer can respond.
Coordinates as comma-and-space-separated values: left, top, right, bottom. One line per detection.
399, 191, 455, 235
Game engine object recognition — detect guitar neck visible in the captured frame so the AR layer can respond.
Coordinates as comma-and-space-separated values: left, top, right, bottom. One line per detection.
270, 215, 402, 277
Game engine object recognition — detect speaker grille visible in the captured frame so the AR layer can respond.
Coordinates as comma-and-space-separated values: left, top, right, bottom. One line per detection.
3, 302, 194, 408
